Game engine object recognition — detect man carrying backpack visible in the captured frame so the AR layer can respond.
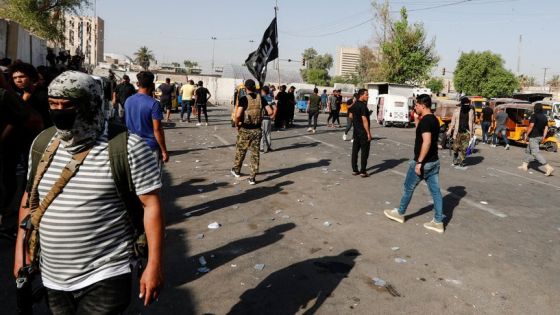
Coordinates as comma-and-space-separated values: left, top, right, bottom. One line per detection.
230, 79, 273, 185
13, 71, 164, 313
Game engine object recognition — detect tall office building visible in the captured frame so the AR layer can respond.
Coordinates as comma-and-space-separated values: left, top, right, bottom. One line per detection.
62, 15, 104, 66
335, 47, 360, 77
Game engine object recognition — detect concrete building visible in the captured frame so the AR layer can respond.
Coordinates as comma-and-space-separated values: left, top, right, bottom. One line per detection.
62, 15, 104, 66
335, 47, 360, 77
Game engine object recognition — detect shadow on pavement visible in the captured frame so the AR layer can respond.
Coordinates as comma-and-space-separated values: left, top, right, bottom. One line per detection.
176, 181, 294, 221
404, 186, 467, 227
274, 141, 320, 152
170, 223, 296, 286
465, 156, 484, 166
259, 159, 331, 183
227, 249, 360, 315
368, 158, 408, 175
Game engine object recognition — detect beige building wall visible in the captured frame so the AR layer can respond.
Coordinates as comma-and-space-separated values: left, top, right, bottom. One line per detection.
62, 15, 104, 66
335, 47, 360, 77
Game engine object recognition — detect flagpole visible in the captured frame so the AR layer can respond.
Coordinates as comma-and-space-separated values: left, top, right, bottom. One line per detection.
275, 1, 280, 87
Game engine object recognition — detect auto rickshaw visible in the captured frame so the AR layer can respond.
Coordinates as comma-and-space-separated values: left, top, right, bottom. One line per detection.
495, 103, 558, 152
433, 99, 459, 149
338, 91, 354, 117
295, 89, 313, 112
231, 82, 260, 127
467, 96, 487, 124
487, 98, 529, 109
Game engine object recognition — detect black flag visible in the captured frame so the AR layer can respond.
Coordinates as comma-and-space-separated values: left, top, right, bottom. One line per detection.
245, 17, 279, 85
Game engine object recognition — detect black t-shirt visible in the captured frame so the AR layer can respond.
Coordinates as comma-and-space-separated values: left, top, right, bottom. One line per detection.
158, 83, 173, 102
351, 101, 370, 138
115, 82, 136, 105
414, 114, 440, 163
529, 113, 548, 138
276, 91, 289, 109
482, 107, 493, 122
239, 93, 269, 129
195, 87, 210, 104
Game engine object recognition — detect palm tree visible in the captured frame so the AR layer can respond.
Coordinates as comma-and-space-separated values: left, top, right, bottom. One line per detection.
547, 74, 560, 89
134, 46, 156, 71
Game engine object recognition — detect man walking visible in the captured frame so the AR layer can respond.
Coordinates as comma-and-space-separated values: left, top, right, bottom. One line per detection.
194, 81, 211, 126
274, 85, 288, 129
306, 88, 321, 133
112, 74, 136, 122
158, 78, 174, 123
180, 80, 196, 122
343, 93, 357, 141
481, 103, 494, 144
260, 85, 276, 153
320, 89, 328, 113
350, 89, 372, 177
384, 94, 444, 233
491, 107, 510, 150
13, 71, 164, 312
287, 86, 296, 128
518, 103, 554, 176
231, 79, 273, 185
326, 90, 338, 128
125, 71, 169, 166
447, 96, 474, 167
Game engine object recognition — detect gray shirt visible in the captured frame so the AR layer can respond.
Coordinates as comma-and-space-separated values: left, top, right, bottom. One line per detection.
495, 111, 508, 127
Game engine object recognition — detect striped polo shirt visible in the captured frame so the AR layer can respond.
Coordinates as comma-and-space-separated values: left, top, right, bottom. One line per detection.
30, 130, 161, 291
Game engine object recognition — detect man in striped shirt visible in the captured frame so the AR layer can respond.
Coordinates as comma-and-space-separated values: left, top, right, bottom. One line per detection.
13, 71, 164, 313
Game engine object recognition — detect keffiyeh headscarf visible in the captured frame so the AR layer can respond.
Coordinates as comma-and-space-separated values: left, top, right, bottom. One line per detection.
48, 71, 104, 154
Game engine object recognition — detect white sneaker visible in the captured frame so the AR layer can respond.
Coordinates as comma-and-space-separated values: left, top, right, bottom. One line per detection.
423, 220, 444, 233
196, 122, 202, 126
307, 127, 313, 132
505, 144, 510, 150
351, 139, 354, 143
312, 129, 316, 133
384, 209, 405, 223
205, 122, 208, 126
490, 144, 496, 148
343, 134, 347, 141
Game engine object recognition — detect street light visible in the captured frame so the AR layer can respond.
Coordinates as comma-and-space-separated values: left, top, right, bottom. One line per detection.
211, 36, 217, 73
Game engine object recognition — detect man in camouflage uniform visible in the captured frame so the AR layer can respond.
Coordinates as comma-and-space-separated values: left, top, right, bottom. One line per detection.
230, 79, 273, 185
447, 96, 474, 167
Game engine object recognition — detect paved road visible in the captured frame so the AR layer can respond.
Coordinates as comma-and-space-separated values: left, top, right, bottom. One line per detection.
1, 106, 559, 314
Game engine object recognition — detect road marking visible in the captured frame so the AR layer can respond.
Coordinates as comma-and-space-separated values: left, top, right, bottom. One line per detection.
390, 170, 508, 218
214, 135, 234, 150
380, 138, 414, 147
303, 135, 342, 150
487, 167, 560, 190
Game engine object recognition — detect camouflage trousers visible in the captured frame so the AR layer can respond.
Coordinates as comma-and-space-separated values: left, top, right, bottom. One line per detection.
452, 132, 471, 164
233, 128, 262, 178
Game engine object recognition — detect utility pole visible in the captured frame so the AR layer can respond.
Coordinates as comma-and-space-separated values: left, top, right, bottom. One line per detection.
211, 36, 217, 73
516, 34, 522, 75
275, 0, 280, 87
543, 67, 549, 89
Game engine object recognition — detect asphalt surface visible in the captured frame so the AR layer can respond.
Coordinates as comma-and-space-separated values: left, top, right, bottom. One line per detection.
1, 106, 559, 314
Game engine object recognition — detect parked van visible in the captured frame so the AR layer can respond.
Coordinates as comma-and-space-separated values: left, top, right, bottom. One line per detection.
374, 94, 410, 127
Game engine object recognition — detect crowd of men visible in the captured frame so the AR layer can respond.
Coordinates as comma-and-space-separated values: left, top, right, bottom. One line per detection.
0, 54, 556, 313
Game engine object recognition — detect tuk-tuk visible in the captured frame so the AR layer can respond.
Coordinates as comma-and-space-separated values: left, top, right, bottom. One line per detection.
467, 96, 487, 123
154, 81, 179, 111
296, 89, 313, 112
338, 91, 355, 117
231, 83, 260, 127
495, 103, 558, 152
488, 98, 529, 109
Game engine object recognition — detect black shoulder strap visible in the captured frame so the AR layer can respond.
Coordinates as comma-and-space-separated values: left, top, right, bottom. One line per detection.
26, 126, 57, 194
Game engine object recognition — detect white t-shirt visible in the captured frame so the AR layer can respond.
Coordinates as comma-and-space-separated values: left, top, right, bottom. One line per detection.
30, 130, 161, 291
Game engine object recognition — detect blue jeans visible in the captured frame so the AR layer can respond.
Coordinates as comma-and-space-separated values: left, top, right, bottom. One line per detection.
398, 160, 443, 223
481, 121, 491, 143
181, 100, 192, 120
492, 127, 509, 146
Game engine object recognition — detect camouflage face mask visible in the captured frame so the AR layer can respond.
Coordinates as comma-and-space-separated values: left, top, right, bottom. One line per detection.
48, 71, 104, 153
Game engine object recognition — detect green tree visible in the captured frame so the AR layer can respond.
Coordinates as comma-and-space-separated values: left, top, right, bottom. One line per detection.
134, 46, 156, 71
355, 46, 381, 86
426, 77, 444, 94
184, 60, 198, 69
547, 74, 560, 88
0, 0, 89, 41
378, 7, 439, 85
518, 74, 536, 88
300, 48, 333, 85
454, 51, 519, 97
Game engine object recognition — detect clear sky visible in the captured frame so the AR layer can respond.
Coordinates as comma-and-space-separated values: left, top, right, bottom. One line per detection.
93, 0, 559, 81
